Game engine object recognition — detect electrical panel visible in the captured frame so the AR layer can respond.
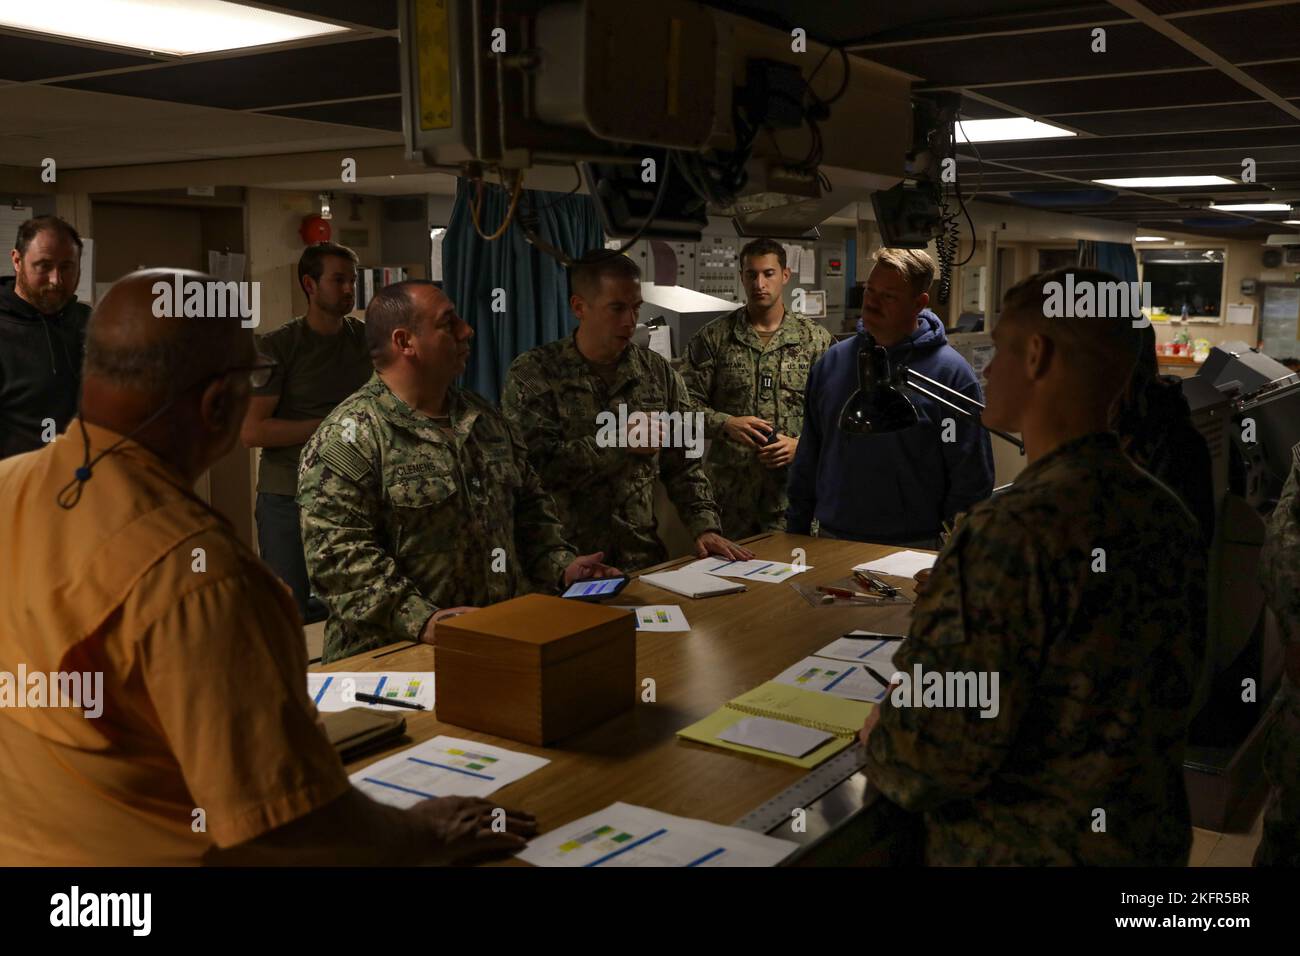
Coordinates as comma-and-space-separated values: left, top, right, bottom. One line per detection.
696, 237, 743, 303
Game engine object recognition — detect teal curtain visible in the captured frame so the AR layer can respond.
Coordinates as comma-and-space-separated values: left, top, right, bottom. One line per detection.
1077, 240, 1138, 282
443, 177, 603, 403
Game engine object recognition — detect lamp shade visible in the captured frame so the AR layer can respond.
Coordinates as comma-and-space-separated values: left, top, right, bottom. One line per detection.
838, 342, 919, 434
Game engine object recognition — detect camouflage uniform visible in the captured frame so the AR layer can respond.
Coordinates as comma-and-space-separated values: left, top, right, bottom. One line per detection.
864, 432, 1207, 865
680, 308, 833, 538
501, 333, 721, 572
1256, 441, 1300, 866
298, 373, 575, 663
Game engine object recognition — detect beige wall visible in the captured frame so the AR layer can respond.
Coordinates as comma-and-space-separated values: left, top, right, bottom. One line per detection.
247, 188, 316, 333
54, 192, 92, 237
330, 194, 383, 270
246, 189, 390, 333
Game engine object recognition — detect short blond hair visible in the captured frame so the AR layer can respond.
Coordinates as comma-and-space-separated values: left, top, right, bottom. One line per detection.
872, 247, 935, 297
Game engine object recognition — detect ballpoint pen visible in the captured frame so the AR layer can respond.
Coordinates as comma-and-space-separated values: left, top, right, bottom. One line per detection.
353, 692, 427, 711
863, 664, 894, 689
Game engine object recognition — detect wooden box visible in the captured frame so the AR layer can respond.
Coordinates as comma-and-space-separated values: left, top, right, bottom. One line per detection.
435, 594, 636, 745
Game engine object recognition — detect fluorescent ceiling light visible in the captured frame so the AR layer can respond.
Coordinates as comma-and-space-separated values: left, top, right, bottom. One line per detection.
1208, 202, 1292, 212
1134, 236, 1167, 241
1285, 220, 1300, 225
1093, 175, 1235, 188
955, 118, 1076, 143
0, 0, 347, 56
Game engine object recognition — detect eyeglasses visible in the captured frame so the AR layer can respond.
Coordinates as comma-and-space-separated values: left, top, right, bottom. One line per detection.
221, 362, 278, 389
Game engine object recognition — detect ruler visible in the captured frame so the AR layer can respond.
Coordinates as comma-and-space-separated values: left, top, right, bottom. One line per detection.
733, 741, 871, 834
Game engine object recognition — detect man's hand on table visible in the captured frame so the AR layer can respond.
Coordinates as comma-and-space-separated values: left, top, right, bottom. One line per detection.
695, 532, 754, 561
414, 796, 538, 864
419, 606, 479, 645
564, 551, 622, 588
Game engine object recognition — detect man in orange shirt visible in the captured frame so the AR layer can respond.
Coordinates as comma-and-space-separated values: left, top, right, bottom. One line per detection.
0, 270, 535, 865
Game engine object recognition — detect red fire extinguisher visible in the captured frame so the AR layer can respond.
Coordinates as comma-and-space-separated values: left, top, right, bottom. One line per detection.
300, 214, 331, 245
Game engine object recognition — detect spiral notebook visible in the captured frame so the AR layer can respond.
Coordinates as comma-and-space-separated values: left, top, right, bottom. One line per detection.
676, 680, 874, 768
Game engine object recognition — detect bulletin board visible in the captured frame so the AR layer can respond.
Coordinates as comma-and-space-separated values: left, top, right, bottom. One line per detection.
1260, 284, 1300, 359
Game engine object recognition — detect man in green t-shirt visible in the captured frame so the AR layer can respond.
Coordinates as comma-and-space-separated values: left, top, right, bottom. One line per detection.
241, 243, 373, 623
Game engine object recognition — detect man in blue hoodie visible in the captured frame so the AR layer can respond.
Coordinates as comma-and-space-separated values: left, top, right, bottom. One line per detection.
786, 248, 993, 546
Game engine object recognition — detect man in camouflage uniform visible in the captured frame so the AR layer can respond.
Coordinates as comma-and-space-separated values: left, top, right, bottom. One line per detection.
680, 238, 833, 538
299, 281, 619, 663
861, 268, 1207, 865
501, 251, 751, 572
1255, 441, 1300, 866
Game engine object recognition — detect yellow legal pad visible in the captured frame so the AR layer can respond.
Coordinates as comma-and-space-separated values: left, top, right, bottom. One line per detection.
676, 681, 874, 768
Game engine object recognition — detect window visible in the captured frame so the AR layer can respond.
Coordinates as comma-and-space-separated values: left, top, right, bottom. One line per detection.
1139, 247, 1225, 317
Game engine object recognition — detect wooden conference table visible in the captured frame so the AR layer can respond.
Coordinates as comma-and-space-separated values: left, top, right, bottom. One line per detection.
312, 532, 925, 858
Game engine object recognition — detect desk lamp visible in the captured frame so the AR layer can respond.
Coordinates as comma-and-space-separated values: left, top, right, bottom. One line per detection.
838, 340, 1026, 454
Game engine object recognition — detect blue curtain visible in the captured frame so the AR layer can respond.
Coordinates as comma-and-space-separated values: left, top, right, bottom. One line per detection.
443, 177, 603, 403
1077, 240, 1138, 282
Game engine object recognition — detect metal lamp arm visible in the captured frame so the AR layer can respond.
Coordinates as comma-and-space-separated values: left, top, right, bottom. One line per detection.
900, 369, 1026, 454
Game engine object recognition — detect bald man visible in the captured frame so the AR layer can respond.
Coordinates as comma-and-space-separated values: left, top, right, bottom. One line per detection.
298, 280, 620, 663
0, 270, 536, 865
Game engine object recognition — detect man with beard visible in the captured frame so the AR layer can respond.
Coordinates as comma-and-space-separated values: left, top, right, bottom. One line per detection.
241, 243, 372, 622
0, 216, 90, 459
299, 281, 620, 662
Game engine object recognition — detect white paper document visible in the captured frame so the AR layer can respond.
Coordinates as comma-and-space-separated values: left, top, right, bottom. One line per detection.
772, 656, 890, 702
1226, 303, 1254, 326
716, 716, 832, 757
683, 557, 811, 583
816, 633, 906, 671
430, 227, 445, 281
854, 550, 937, 579
647, 325, 673, 361
639, 569, 746, 598
782, 244, 801, 275
799, 249, 816, 284
207, 249, 246, 282
518, 802, 796, 867
307, 672, 435, 713
351, 736, 549, 808
613, 605, 691, 632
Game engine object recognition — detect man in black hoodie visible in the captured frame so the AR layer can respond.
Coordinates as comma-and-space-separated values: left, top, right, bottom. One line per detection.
0, 215, 89, 460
